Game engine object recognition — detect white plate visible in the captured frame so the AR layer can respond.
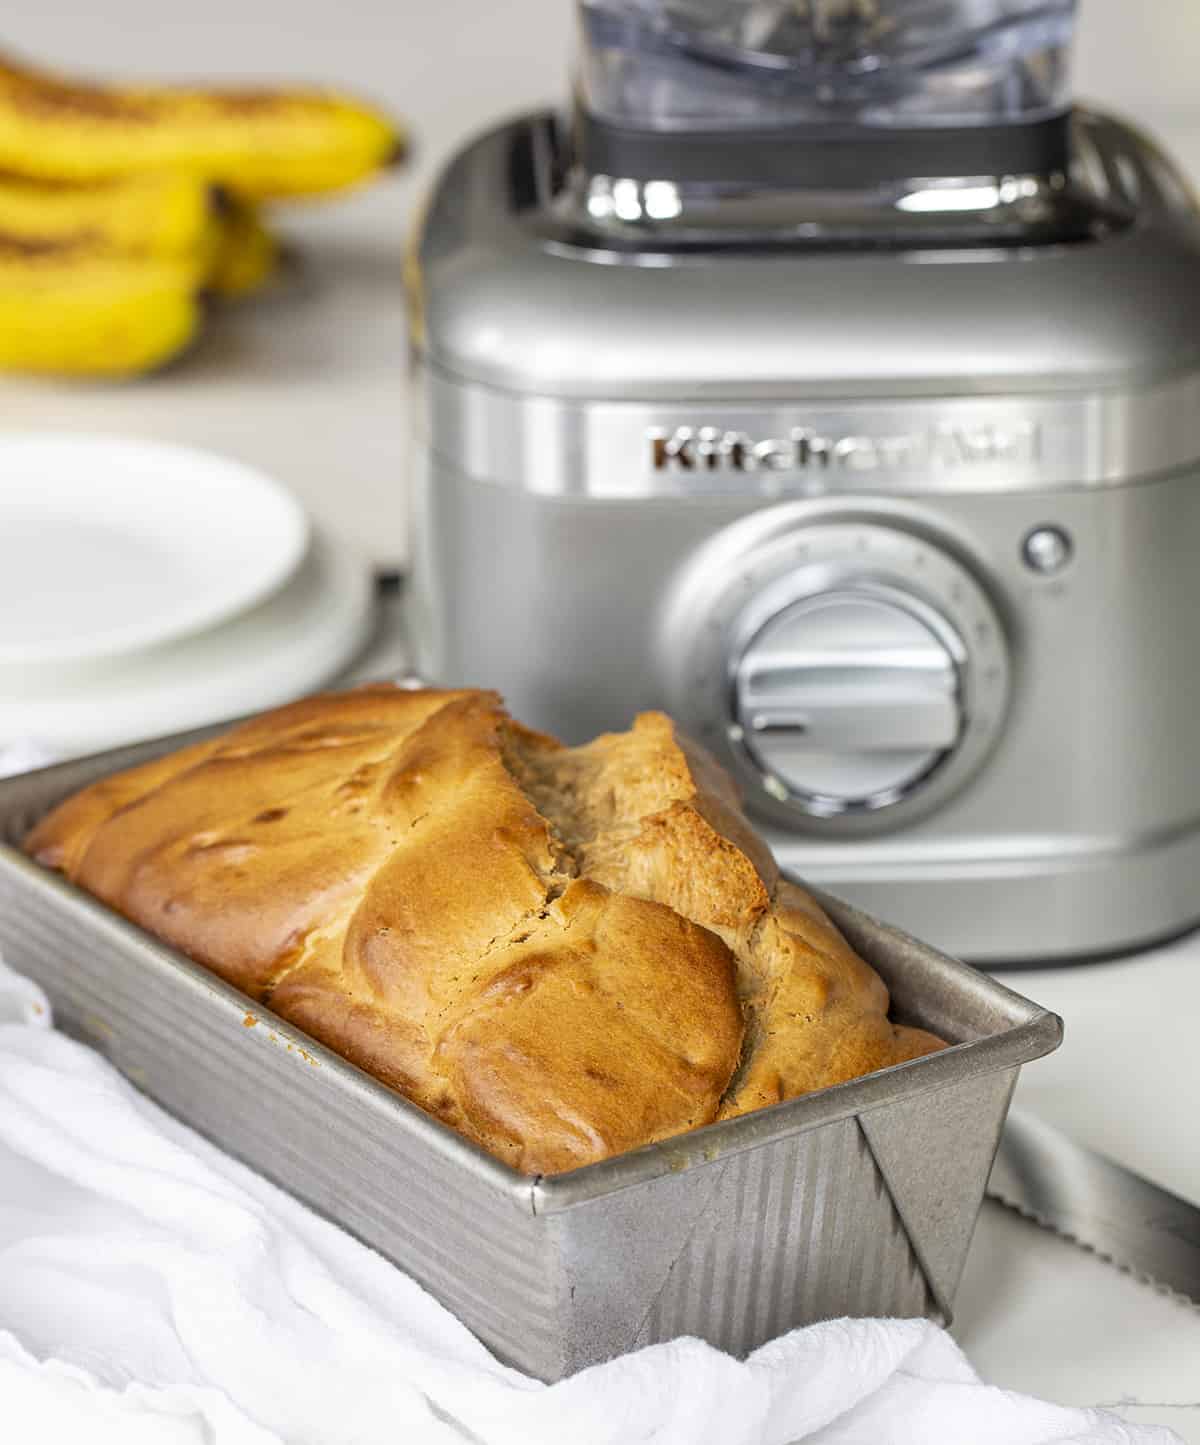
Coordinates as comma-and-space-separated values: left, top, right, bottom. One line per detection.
0, 531, 375, 762
0, 434, 309, 666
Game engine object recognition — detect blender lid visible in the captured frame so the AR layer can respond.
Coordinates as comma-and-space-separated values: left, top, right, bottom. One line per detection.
575, 0, 1078, 185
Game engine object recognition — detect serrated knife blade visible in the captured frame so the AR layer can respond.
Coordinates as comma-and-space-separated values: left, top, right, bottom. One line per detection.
987, 1109, 1200, 1308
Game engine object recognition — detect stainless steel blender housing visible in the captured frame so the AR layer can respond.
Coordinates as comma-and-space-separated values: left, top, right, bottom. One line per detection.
407, 103, 1200, 965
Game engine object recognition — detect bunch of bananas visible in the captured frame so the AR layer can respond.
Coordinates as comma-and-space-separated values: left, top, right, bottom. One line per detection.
0, 49, 402, 377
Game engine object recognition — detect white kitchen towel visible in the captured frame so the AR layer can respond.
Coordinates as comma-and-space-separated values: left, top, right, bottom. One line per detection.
0, 958, 1178, 1445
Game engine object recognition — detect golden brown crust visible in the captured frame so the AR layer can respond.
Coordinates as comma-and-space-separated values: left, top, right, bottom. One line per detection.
436, 879, 744, 1173
24, 685, 944, 1173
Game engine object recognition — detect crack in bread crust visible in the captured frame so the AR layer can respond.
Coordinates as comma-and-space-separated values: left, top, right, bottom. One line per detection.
493, 711, 944, 1118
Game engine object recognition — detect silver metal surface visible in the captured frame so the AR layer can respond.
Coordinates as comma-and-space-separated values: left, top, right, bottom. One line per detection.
662, 508, 1011, 836
0, 735, 1060, 1379
412, 111, 1200, 407
420, 364, 1200, 499
735, 585, 962, 815
571, 169, 1082, 246
989, 1111, 1200, 1308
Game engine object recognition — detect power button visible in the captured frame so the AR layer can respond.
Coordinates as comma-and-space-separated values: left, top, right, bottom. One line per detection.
1021, 525, 1073, 575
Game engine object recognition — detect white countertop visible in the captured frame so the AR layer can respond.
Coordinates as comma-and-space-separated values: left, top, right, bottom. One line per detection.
4, 0, 1200, 1435
955, 940, 1200, 1441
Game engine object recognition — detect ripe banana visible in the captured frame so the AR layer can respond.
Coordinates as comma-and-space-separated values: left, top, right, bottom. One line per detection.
0, 169, 217, 258
0, 51, 401, 200
0, 234, 201, 376
0, 171, 282, 299
210, 196, 281, 298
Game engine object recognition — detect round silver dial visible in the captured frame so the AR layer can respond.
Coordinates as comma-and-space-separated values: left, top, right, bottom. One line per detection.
734, 585, 964, 816
659, 504, 1011, 835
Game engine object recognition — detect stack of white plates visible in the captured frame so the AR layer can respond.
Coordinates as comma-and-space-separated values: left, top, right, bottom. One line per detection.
0, 435, 376, 771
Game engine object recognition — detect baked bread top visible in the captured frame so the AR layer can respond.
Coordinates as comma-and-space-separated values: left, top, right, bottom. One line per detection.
25, 686, 943, 1173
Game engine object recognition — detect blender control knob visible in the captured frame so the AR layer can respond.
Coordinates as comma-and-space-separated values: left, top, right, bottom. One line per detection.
733, 587, 963, 815
659, 512, 1012, 833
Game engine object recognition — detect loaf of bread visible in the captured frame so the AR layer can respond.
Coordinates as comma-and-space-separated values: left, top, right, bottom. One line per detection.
25, 686, 943, 1173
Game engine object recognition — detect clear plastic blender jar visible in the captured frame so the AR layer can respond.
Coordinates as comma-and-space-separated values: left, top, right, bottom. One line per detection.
577, 0, 1077, 135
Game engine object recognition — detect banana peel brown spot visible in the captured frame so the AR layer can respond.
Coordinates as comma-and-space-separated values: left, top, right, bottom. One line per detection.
4, 75, 156, 123
205, 90, 306, 115
0, 230, 96, 258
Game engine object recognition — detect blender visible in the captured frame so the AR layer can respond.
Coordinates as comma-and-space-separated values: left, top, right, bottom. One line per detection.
408, 0, 1200, 963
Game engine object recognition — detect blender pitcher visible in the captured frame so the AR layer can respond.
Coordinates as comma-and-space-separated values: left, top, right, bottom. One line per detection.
575, 0, 1079, 187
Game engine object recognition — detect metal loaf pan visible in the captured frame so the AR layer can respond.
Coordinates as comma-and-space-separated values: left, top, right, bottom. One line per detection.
0, 728, 1062, 1381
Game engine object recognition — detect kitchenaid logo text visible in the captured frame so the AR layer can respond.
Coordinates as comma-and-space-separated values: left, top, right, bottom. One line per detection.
649, 422, 1041, 473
